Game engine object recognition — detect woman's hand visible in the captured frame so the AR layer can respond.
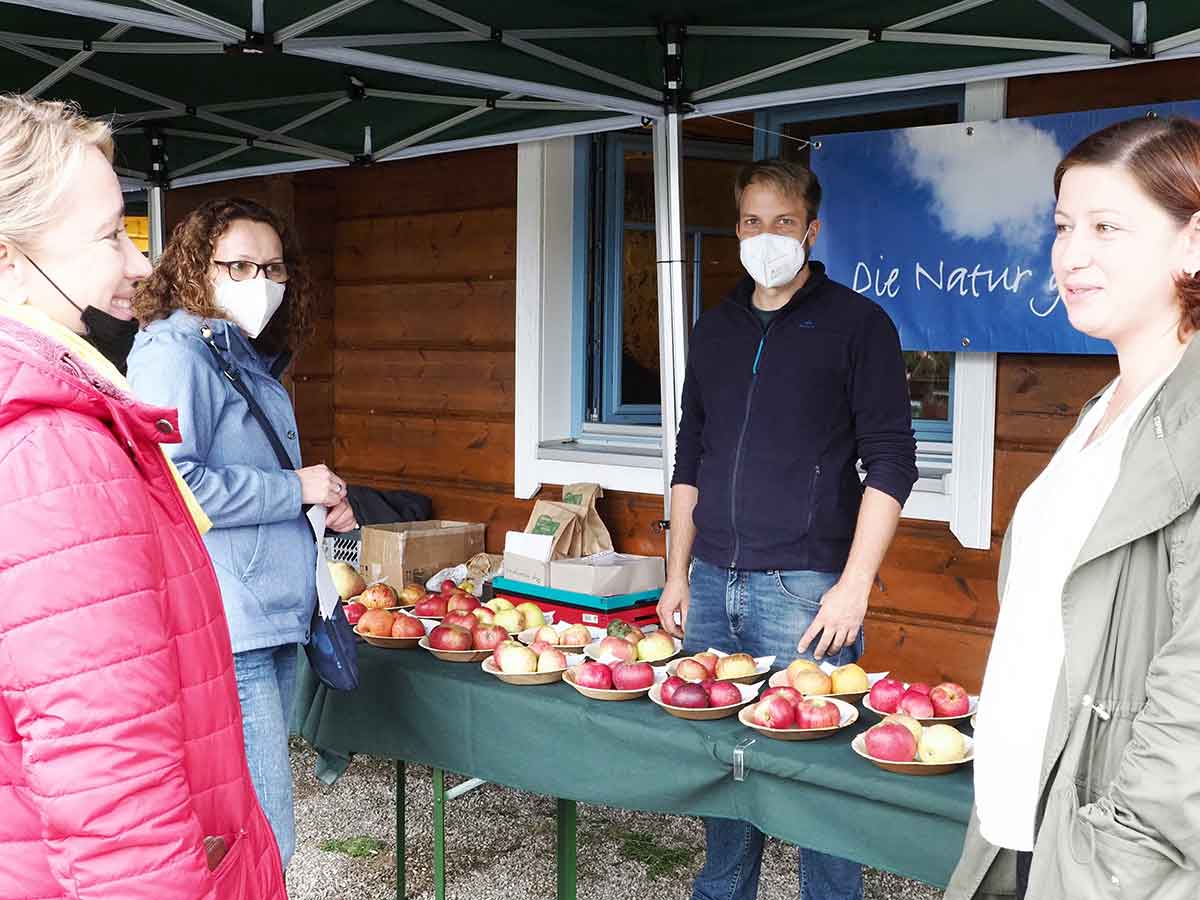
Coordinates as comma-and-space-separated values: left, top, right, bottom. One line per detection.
325, 499, 358, 533
296, 464, 348, 507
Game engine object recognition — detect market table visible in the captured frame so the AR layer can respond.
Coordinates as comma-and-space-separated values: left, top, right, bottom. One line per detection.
293, 646, 972, 898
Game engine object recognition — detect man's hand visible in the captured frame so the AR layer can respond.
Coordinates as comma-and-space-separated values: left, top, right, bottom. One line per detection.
325, 499, 358, 533
796, 576, 871, 660
657, 577, 690, 639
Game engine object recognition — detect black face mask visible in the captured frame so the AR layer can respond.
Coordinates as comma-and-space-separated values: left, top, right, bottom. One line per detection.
23, 253, 139, 374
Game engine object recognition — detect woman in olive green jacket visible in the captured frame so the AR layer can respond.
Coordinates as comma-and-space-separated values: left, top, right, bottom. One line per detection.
946, 117, 1200, 900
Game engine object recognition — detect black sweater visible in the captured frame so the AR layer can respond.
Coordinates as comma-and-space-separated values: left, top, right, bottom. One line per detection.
672, 263, 918, 574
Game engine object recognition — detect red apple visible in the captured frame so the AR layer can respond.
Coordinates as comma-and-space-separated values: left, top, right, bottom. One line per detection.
908, 682, 932, 696
929, 682, 970, 718
529, 640, 554, 655
796, 697, 841, 729
865, 722, 918, 761
413, 596, 448, 618
612, 661, 655, 691
760, 686, 804, 705
391, 614, 425, 639
343, 602, 367, 626
428, 624, 473, 651
440, 579, 457, 596
598, 636, 638, 663
868, 677, 906, 713
472, 624, 508, 652
661, 675, 687, 705
670, 683, 711, 709
898, 688, 935, 719
751, 694, 796, 728
576, 661, 614, 690
707, 680, 743, 708
693, 652, 719, 676
442, 610, 478, 632
360, 582, 399, 610
447, 592, 481, 613
675, 658, 710, 682
358, 608, 395, 636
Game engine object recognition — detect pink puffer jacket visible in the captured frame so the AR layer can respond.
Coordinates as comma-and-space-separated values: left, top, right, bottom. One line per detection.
0, 314, 287, 899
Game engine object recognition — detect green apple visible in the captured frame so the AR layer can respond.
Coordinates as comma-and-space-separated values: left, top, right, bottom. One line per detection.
485, 597, 515, 613
516, 601, 545, 628
637, 631, 676, 662
497, 643, 538, 674
494, 608, 525, 634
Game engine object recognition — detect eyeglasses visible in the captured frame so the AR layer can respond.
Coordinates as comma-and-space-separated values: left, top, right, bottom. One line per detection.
213, 259, 289, 283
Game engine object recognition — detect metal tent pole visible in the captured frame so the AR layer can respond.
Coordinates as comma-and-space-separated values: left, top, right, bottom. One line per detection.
146, 130, 167, 262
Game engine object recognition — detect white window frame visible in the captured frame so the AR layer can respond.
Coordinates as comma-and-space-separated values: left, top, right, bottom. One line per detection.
515, 80, 1001, 549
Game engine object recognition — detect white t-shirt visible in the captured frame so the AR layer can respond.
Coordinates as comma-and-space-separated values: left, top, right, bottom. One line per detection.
974, 369, 1170, 851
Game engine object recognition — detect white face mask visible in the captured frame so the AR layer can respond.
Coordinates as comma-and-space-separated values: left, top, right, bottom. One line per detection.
214, 277, 285, 339
739, 231, 809, 289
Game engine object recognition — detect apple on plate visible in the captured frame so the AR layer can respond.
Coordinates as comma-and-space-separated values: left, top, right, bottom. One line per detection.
786, 659, 820, 681
622, 624, 644, 645
496, 643, 537, 674
399, 583, 425, 606
529, 640, 554, 655
908, 682, 932, 696
391, 614, 425, 639
328, 561, 367, 600
428, 624, 473, 651
637, 631, 676, 662
917, 723, 967, 763
440, 579, 458, 596
485, 597, 515, 613
660, 675, 687, 705
707, 680, 743, 707
865, 722, 919, 761
358, 608, 395, 636
472, 624, 508, 652
692, 652, 719, 676
752, 695, 796, 729
611, 661, 654, 691
560, 625, 593, 646
471, 607, 496, 626
442, 611, 478, 632
576, 661, 614, 689
898, 688, 935, 719
413, 596, 448, 618
930, 682, 971, 718
492, 639, 523, 669
343, 602, 367, 626
494, 608, 526, 634
598, 636, 638, 663
447, 592, 481, 613
882, 713, 923, 744
868, 677, 906, 713
360, 583, 399, 610
760, 686, 804, 705
537, 648, 568, 672
830, 663, 869, 694
796, 697, 841, 729
675, 658, 710, 682
715, 653, 758, 680
789, 669, 833, 696
516, 602, 546, 628
533, 625, 560, 645
669, 683, 710, 709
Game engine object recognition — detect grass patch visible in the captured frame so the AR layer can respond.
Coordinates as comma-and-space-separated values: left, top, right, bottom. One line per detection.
319, 835, 387, 858
613, 828, 697, 880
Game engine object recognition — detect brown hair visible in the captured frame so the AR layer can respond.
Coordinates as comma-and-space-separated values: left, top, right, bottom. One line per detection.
734, 159, 822, 223
1055, 115, 1200, 336
133, 197, 314, 357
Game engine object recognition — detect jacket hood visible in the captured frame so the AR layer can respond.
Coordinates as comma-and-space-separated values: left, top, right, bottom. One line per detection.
0, 313, 180, 450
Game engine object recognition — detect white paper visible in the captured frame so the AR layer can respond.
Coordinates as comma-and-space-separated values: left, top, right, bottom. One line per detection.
504, 530, 554, 562
307, 506, 340, 620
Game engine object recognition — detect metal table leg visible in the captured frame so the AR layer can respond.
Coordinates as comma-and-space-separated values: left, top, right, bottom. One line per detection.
395, 760, 406, 900
433, 767, 446, 900
556, 798, 577, 900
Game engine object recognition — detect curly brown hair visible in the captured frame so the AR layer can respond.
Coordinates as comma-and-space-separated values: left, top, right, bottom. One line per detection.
133, 197, 315, 358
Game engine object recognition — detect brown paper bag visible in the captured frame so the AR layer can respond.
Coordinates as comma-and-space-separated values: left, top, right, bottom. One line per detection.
562, 483, 613, 556
524, 500, 583, 559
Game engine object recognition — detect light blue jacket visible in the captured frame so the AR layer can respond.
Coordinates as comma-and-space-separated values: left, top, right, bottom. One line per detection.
127, 309, 315, 654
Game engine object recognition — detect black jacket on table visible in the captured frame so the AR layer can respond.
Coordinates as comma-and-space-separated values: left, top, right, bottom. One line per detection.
672, 262, 918, 574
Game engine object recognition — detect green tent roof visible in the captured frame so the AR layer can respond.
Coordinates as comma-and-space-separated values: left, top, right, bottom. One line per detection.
2, 0, 1198, 186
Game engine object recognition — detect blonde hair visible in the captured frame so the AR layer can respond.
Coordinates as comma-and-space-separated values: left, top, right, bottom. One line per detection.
0, 95, 114, 249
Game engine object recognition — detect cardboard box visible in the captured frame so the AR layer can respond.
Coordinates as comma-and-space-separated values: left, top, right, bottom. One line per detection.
501, 531, 553, 587
549, 552, 666, 597
360, 520, 485, 588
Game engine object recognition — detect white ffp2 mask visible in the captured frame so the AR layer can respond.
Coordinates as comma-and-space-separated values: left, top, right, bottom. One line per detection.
215, 277, 285, 339
739, 232, 808, 289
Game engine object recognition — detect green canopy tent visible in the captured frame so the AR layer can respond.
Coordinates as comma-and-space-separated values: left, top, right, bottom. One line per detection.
3, 0, 1199, 501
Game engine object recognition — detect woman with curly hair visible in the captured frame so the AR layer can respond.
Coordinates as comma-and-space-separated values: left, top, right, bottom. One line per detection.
128, 198, 356, 869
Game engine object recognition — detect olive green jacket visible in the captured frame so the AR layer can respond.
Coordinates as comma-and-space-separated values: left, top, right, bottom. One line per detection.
945, 338, 1200, 900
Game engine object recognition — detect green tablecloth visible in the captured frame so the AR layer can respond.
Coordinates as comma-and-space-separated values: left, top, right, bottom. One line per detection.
294, 646, 972, 887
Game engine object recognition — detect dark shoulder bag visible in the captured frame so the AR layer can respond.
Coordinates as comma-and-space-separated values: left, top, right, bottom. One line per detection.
200, 326, 359, 691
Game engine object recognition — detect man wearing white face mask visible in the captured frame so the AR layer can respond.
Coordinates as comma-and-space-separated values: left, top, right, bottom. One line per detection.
127, 198, 357, 872
658, 160, 917, 900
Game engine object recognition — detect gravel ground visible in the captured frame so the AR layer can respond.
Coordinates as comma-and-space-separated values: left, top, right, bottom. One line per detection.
287, 740, 944, 900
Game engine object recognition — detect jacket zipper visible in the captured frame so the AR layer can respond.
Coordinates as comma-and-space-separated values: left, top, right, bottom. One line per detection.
729, 313, 773, 568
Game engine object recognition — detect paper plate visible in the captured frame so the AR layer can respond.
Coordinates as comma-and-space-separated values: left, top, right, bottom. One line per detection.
738, 697, 858, 741
587, 636, 681, 665
851, 733, 975, 775
517, 623, 605, 652
647, 682, 756, 720
767, 666, 889, 704
418, 637, 492, 663
354, 624, 424, 649
861, 691, 978, 726
481, 657, 566, 685
562, 666, 657, 701
669, 655, 767, 685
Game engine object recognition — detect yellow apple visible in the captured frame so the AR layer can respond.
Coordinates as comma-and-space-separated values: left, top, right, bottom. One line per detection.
714, 652, 758, 679
830, 663, 869, 694
516, 602, 545, 628
328, 561, 367, 600
485, 597, 515, 613
917, 724, 966, 763
494, 608, 525, 634
789, 669, 833, 696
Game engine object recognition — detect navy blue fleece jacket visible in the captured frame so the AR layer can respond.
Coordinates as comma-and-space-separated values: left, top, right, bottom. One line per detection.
672, 263, 918, 574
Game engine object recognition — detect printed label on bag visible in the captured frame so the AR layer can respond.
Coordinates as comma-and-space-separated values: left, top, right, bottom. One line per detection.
564, 491, 583, 505
531, 514, 561, 536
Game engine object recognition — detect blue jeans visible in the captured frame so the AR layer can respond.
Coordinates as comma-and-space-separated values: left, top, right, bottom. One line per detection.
233, 644, 298, 869
686, 558, 865, 900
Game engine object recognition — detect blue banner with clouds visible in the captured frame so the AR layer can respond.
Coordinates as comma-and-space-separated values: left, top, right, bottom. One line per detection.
811, 101, 1200, 354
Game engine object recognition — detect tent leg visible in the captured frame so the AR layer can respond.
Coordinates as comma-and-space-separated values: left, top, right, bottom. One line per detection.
147, 184, 166, 261
556, 798, 577, 900
395, 760, 406, 899
432, 767, 446, 900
